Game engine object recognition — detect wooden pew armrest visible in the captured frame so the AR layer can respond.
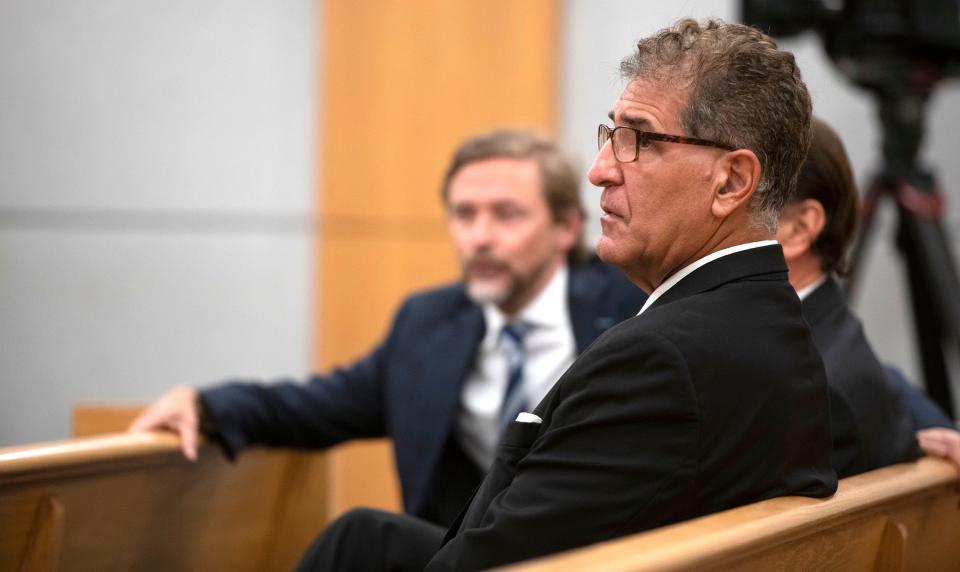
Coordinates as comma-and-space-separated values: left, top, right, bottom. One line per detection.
501, 459, 960, 572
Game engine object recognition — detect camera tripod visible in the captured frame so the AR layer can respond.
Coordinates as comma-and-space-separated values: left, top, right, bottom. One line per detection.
846, 63, 960, 419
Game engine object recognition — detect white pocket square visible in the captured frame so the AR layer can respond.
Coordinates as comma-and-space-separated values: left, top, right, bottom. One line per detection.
515, 412, 542, 424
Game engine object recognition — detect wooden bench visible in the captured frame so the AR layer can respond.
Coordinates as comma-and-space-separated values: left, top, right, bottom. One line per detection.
0, 431, 329, 572
70, 404, 404, 522
6, 406, 958, 571
505, 458, 960, 571
0, 403, 408, 571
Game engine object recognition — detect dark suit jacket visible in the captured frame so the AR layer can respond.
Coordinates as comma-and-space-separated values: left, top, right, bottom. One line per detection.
200, 256, 646, 525
802, 279, 921, 475
425, 245, 837, 571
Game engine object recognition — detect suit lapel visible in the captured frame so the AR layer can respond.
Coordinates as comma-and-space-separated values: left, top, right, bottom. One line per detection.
649, 245, 789, 312
409, 301, 485, 511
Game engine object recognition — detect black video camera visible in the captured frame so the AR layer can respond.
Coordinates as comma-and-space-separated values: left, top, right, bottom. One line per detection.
743, 0, 960, 87
743, 0, 960, 176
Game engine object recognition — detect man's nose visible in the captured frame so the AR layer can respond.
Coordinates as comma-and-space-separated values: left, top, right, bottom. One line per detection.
467, 214, 495, 247
587, 144, 622, 189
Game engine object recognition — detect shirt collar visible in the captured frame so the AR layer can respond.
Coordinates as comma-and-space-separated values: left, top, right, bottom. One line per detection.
796, 274, 828, 301
638, 240, 777, 315
481, 264, 569, 349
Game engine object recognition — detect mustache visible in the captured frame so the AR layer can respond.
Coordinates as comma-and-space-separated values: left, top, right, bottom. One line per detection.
463, 253, 510, 273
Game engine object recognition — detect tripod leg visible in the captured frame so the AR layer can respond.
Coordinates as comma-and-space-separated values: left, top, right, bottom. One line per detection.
898, 211, 957, 418
846, 178, 886, 297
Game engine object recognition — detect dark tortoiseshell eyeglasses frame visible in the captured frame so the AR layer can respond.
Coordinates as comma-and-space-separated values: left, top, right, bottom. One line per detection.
598, 124, 735, 162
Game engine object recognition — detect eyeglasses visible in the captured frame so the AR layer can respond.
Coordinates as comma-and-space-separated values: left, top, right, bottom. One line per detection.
597, 124, 735, 162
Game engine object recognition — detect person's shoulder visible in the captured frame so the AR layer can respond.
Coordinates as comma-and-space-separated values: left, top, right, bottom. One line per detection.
367, 282, 479, 353
570, 254, 647, 305
571, 254, 628, 283
581, 312, 680, 361
397, 281, 473, 318
640, 275, 800, 338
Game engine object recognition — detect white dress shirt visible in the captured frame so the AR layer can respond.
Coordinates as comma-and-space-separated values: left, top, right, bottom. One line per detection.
457, 265, 576, 469
638, 240, 779, 315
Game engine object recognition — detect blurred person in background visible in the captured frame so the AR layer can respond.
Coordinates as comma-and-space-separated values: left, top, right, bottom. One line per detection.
129, 129, 646, 528
776, 116, 959, 474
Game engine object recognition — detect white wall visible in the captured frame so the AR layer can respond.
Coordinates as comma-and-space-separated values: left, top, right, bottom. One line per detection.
562, 0, 960, 408
0, 0, 317, 445
6, 0, 959, 447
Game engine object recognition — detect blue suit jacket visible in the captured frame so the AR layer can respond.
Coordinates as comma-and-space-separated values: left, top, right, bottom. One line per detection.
200, 257, 646, 522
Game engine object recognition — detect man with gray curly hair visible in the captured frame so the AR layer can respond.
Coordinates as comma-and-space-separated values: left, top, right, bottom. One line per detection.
297, 19, 837, 572
617, 19, 811, 234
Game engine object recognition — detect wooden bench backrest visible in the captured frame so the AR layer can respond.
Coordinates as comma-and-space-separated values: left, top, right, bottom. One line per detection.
72, 403, 403, 519
0, 430, 328, 572
10, 408, 957, 571
504, 458, 960, 571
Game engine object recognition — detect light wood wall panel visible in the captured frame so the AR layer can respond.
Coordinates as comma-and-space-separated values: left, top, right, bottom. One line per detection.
317, 0, 559, 519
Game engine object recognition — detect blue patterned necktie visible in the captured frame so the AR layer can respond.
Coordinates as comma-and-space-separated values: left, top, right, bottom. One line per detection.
499, 321, 531, 435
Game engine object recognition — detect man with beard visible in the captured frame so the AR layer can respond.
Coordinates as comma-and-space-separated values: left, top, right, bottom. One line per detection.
129, 129, 646, 528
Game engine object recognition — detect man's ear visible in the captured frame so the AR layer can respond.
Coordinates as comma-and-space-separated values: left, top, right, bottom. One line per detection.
711, 149, 762, 219
777, 198, 826, 262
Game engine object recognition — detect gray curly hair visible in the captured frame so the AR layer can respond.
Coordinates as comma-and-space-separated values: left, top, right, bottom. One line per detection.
621, 19, 812, 231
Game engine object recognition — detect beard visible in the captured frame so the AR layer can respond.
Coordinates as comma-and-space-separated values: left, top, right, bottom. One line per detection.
461, 251, 557, 311
462, 254, 518, 306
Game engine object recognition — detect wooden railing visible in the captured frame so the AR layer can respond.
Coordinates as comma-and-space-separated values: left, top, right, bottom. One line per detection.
503, 458, 960, 572
0, 431, 328, 572
4, 410, 958, 572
